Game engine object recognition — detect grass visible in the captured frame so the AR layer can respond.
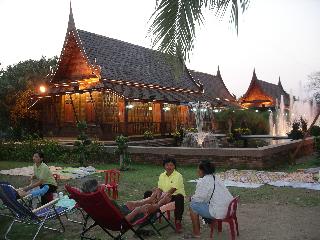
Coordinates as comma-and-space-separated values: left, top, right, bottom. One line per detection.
0, 159, 320, 239
276, 155, 320, 172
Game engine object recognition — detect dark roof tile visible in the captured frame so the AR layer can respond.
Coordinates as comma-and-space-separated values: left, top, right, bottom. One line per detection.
256, 80, 290, 105
77, 29, 202, 92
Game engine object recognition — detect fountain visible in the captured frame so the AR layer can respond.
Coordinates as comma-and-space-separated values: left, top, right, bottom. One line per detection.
181, 101, 219, 148
269, 95, 318, 136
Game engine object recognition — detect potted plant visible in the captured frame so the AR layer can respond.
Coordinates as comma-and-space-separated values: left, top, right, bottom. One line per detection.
115, 135, 129, 170
74, 121, 91, 166
143, 130, 154, 140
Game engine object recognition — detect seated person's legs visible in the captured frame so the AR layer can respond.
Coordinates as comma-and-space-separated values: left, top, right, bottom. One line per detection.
190, 201, 213, 220
171, 194, 184, 221
81, 180, 172, 224
126, 188, 164, 210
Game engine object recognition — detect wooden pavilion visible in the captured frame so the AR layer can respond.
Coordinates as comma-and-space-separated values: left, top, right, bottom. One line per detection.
34, 6, 237, 139
240, 69, 290, 109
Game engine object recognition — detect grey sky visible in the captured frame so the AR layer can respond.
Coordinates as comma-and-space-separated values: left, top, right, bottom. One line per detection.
0, 0, 319, 98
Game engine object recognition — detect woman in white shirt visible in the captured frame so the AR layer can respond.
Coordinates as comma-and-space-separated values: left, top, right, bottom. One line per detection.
187, 160, 233, 239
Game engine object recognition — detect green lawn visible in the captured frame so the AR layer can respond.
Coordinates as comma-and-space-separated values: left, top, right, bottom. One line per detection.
1, 160, 320, 239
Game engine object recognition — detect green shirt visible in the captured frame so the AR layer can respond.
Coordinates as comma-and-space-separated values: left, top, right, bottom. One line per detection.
34, 162, 57, 187
158, 170, 186, 196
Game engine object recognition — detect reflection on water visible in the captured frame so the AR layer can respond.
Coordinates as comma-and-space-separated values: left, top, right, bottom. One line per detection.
267, 139, 292, 145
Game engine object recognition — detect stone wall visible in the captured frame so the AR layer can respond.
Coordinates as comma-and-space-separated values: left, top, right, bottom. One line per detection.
105, 138, 314, 169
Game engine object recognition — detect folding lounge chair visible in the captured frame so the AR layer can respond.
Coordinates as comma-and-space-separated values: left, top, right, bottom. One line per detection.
0, 181, 13, 217
0, 183, 68, 240
65, 184, 175, 240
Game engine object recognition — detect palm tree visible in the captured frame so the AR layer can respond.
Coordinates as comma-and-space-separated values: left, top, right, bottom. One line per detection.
149, 0, 250, 67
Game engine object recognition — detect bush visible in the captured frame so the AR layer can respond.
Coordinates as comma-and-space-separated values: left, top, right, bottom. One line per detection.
311, 125, 320, 137
215, 109, 269, 134
232, 128, 252, 140
0, 139, 66, 163
143, 130, 154, 140
287, 118, 307, 140
0, 138, 113, 165
314, 137, 320, 155
172, 129, 184, 146
115, 135, 130, 170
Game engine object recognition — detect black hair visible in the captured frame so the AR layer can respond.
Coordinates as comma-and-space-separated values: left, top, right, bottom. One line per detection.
162, 157, 177, 168
81, 179, 99, 193
34, 151, 44, 160
198, 160, 215, 175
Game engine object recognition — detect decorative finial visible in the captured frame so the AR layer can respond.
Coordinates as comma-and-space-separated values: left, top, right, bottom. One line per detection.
278, 76, 284, 90
252, 68, 257, 80
68, 1, 76, 31
217, 65, 221, 77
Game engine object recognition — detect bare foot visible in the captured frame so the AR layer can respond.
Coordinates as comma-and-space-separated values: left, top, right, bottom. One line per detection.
126, 201, 136, 210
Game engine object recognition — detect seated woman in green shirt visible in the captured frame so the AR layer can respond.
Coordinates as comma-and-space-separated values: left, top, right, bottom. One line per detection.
20, 152, 57, 204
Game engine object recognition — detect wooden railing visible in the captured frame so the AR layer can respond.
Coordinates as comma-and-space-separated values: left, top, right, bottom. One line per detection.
102, 122, 172, 136
43, 121, 173, 139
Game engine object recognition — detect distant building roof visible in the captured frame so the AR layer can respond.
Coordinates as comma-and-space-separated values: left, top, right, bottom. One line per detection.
189, 68, 238, 106
256, 79, 290, 105
241, 69, 290, 107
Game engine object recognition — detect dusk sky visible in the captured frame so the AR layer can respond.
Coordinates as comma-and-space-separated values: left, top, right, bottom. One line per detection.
0, 0, 319, 98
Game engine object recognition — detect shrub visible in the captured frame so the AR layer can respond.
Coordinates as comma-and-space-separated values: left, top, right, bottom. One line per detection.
0, 138, 112, 165
314, 137, 320, 155
287, 118, 307, 140
0, 138, 66, 163
186, 127, 197, 133
172, 129, 184, 146
74, 121, 92, 166
226, 133, 234, 143
232, 128, 252, 140
115, 135, 130, 170
311, 125, 320, 137
143, 130, 154, 140
215, 109, 268, 134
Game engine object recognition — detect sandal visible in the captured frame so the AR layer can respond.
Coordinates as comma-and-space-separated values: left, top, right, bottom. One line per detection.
182, 233, 201, 239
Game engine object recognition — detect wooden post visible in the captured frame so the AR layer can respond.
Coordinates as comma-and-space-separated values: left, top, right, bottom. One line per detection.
69, 94, 79, 123
160, 102, 165, 136
124, 100, 129, 136
51, 96, 61, 130
89, 91, 105, 135
291, 109, 320, 161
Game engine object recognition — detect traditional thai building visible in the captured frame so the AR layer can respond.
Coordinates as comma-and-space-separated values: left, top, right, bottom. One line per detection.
240, 69, 290, 109
190, 66, 236, 104
34, 6, 237, 139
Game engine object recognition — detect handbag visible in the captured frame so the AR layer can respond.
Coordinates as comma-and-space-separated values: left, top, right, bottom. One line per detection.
203, 174, 216, 224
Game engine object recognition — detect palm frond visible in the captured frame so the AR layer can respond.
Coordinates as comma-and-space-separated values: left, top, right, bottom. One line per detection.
148, 0, 250, 66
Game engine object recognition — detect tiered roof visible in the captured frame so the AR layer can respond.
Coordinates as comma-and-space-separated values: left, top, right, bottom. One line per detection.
45, 4, 236, 106
190, 67, 237, 105
241, 69, 290, 106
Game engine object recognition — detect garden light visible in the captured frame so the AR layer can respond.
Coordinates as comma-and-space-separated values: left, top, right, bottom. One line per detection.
39, 85, 46, 93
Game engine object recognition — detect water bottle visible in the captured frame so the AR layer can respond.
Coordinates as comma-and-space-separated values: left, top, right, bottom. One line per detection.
52, 193, 58, 199
58, 192, 64, 199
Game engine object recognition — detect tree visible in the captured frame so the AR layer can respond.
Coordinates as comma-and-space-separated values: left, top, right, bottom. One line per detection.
148, 0, 250, 71
0, 56, 57, 133
309, 71, 320, 102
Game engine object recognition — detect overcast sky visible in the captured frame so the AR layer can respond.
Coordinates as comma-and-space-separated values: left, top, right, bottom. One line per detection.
0, 0, 319, 98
